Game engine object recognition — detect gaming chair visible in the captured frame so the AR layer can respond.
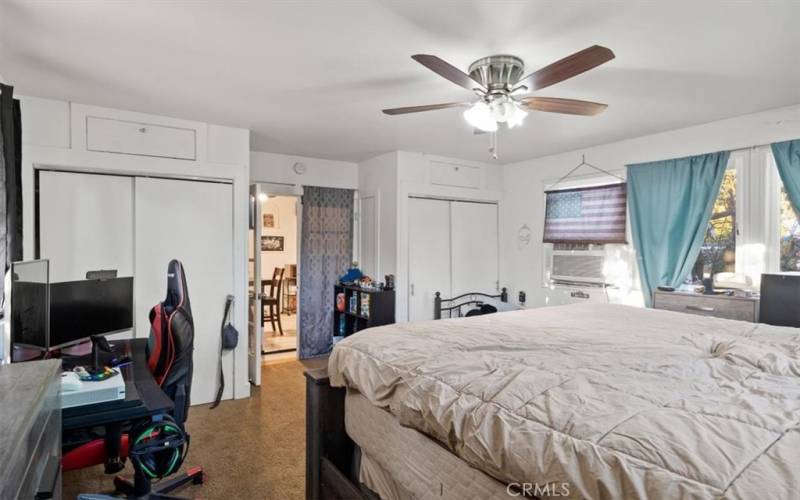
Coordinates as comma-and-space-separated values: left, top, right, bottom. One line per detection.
68, 260, 204, 499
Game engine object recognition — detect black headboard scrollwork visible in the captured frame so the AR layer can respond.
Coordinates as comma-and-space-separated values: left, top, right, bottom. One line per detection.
434, 288, 508, 320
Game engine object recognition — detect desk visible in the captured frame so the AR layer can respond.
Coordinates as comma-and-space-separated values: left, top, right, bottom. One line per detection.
62, 338, 172, 430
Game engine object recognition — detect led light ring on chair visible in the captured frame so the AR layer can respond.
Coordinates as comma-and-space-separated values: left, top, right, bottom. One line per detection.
128, 414, 189, 480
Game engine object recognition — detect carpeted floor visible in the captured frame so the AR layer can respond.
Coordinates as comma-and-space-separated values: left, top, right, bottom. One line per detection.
63, 358, 325, 499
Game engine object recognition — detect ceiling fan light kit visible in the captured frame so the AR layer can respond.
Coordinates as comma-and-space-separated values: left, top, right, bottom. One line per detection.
383, 46, 615, 158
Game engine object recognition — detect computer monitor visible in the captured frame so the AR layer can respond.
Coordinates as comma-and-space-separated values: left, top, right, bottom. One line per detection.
10, 260, 50, 350
49, 277, 134, 348
11, 259, 134, 351
760, 273, 800, 328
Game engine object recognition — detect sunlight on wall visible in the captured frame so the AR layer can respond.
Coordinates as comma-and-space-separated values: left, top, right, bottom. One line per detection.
739, 243, 766, 289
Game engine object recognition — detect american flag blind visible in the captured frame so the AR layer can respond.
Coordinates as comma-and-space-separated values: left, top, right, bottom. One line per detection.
543, 183, 627, 244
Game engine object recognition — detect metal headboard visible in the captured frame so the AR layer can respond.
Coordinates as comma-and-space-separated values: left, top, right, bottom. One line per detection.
434, 288, 508, 320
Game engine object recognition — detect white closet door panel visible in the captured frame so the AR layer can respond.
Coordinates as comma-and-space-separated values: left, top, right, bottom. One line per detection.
408, 198, 451, 322
134, 178, 233, 406
39, 171, 134, 283
360, 196, 377, 279
451, 202, 498, 296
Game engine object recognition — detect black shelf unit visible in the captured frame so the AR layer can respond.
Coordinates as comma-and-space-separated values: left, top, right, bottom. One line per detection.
333, 284, 395, 337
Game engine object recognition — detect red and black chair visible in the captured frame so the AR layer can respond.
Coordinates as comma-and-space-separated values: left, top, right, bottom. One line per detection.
68, 260, 204, 499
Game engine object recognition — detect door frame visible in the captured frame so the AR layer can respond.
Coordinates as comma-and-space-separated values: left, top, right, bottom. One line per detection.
248, 182, 303, 384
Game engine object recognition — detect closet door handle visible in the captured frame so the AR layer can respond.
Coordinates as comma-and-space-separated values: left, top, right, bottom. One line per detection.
410, 284, 415, 296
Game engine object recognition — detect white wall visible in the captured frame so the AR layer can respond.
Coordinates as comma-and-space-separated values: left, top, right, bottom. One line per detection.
260, 196, 297, 280
250, 151, 357, 189
358, 152, 398, 281
16, 96, 252, 401
504, 103, 800, 309
358, 150, 505, 322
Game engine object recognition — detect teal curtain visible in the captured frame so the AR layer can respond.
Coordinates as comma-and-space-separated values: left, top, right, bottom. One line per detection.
771, 139, 800, 212
627, 151, 730, 306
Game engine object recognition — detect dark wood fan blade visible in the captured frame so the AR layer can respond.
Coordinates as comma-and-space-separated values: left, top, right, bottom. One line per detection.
411, 54, 487, 92
382, 102, 470, 115
515, 45, 614, 92
518, 97, 608, 116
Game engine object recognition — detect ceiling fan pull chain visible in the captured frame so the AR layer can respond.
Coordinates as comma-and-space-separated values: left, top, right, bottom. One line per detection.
489, 132, 498, 160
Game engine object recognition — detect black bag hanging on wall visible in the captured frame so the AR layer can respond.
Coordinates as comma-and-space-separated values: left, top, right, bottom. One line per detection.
211, 295, 238, 408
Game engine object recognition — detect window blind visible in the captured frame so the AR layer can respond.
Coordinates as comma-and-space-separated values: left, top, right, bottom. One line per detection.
543, 183, 627, 244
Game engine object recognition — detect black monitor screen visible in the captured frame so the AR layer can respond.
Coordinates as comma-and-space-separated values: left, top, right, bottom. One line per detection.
11, 260, 50, 349
11, 281, 48, 348
49, 277, 134, 348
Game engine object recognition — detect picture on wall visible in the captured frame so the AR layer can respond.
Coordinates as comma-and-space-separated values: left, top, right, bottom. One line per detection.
261, 235, 284, 252
263, 206, 280, 229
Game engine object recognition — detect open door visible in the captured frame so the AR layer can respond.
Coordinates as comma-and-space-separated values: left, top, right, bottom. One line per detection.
248, 184, 263, 386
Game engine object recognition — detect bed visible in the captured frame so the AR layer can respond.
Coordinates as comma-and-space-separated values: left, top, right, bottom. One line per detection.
310, 302, 800, 499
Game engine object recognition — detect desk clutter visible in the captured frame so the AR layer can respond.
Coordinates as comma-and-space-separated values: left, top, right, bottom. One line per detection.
2, 258, 206, 499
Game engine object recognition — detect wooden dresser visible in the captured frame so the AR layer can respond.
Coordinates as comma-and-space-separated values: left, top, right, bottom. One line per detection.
0, 359, 62, 500
653, 290, 760, 322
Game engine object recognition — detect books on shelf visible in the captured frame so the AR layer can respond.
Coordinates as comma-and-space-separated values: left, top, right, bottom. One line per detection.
338, 315, 346, 336
360, 293, 370, 318
349, 294, 358, 314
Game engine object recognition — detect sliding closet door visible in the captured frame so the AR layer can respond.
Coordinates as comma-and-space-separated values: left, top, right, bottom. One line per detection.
450, 201, 499, 296
408, 197, 451, 322
38, 171, 134, 283
134, 177, 233, 406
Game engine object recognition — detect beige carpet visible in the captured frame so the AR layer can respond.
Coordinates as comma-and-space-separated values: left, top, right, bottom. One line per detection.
63, 358, 324, 499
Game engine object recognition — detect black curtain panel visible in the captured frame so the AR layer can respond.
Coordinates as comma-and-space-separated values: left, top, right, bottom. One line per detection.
0, 83, 23, 307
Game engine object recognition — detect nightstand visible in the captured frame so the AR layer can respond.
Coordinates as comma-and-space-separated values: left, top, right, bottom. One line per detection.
652, 290, 759, 322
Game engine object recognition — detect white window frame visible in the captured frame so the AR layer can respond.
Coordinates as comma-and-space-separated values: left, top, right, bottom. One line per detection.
732, 146, 783, 287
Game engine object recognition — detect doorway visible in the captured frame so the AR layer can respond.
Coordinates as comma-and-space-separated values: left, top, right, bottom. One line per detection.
248, 184, 301, 385
259, 194, 299, 355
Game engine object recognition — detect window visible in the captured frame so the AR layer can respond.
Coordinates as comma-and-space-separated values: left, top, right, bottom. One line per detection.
692, 168, 737, 281
779, 186, 800, 271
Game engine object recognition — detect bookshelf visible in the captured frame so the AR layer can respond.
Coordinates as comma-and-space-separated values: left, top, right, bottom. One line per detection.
333, 284, 395, 337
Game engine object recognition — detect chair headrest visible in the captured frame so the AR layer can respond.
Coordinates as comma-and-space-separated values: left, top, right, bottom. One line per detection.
165, 259, 191, 316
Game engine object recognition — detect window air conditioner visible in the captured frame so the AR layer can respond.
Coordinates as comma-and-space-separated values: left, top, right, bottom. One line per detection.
550, 250, 607, 286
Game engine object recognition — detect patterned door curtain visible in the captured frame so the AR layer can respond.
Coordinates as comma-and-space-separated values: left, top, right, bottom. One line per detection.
298, 186, 354, 359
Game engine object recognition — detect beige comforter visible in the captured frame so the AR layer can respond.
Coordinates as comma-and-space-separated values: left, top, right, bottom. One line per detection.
328, 303, 800, 500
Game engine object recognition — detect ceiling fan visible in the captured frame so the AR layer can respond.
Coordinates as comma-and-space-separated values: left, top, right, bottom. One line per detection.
382, 45, 615, 138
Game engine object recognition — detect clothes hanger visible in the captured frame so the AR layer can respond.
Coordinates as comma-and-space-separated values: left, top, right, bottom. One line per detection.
549, 154, 624, 191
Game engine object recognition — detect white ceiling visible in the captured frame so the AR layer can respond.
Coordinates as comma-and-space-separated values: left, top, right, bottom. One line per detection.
2, 1, 800, 164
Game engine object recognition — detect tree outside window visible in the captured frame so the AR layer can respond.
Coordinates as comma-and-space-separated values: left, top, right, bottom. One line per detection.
692, 169, 736, 281
779, 187, 800, 271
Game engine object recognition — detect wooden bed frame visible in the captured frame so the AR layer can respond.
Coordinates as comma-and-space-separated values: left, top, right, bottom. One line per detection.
305, 367, 376, 500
